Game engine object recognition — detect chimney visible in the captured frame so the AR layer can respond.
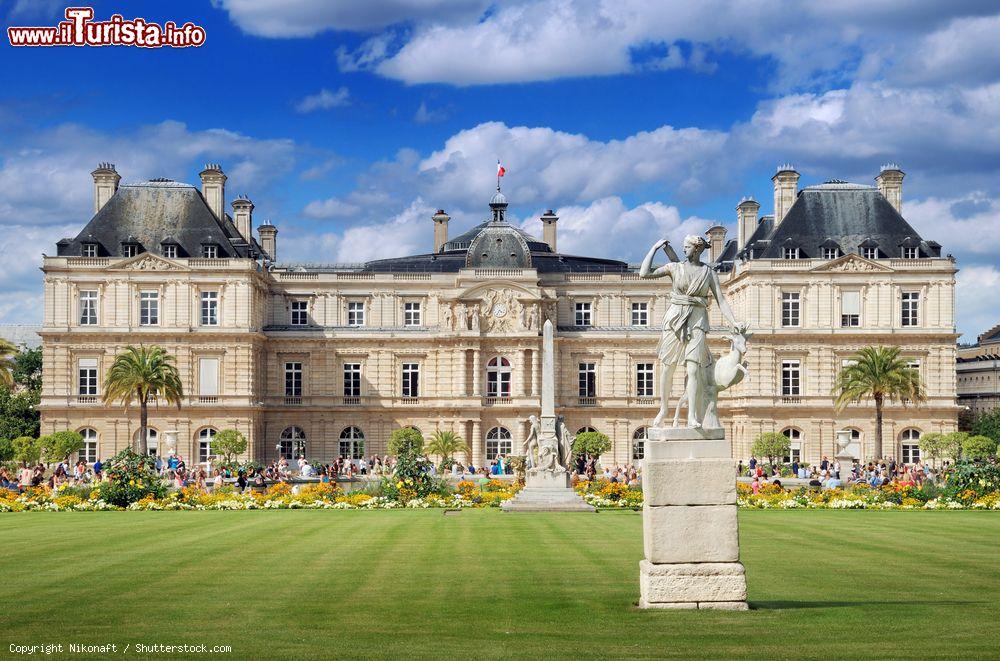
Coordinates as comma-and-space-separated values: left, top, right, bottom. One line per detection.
257, 220, 277, 262
771, 164, 799, 225
432, 209, 450, 253
231, 195, 254, 240
736, 196, 760, 249
199, 163, 226, 221
91, 163, 121, 214
705, 225, 727, 263
540, 209, 558, 252
875, 163, 904, 213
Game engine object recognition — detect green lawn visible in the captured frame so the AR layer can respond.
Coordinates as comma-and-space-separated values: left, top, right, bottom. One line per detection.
1, 511, 998, 659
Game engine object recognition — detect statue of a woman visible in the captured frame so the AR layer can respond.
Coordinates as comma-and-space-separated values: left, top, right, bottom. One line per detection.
639, 235, 741, 429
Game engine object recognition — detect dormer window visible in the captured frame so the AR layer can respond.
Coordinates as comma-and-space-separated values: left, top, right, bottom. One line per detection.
201, 244, 218, 259
901, 246, 918, 259
822, 247, 839, 260
163, 244, 178, 259
82, 243, 98, 258
122, 244, 137, 258
782, 247, 800, 260
861, 246, 878, 260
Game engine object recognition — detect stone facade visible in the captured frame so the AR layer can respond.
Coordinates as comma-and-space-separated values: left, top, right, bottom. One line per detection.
957, 324, 1000, 417
39, 163, 959, 467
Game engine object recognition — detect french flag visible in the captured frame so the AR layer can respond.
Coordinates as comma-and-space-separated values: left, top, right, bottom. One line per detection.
497, 160, 506, 177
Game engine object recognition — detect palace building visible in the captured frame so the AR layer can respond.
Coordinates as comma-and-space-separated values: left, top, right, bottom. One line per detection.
39, 162, 959, 467
956, 325, 1000, 417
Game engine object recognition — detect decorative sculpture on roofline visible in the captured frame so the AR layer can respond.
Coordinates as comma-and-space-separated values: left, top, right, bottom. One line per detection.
639, 235, 751, 430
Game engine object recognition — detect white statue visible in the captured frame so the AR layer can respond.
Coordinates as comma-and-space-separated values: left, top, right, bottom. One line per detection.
522, 415, 540, 469
639, 235, 744, 430
441, 303, 453, 330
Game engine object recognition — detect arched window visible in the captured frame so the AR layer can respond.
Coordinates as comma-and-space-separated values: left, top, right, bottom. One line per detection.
486, 357, 512, 398
339, 426, 365, 460
278, 426, 306, 460
781, 427, 802, 463
198, 428, 217, 464
78, 428, 98, 464
486, 427, 512, 458
632, 427, 648, 460
900, 428, 921, 464
577, 426, 597, 435
133, 428, 159, 456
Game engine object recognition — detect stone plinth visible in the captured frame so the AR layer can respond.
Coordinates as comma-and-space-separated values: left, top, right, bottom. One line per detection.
639, 428, 748, 610
501, 471, 595, 512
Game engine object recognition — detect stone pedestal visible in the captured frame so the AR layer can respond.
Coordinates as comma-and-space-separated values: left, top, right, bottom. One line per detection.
639, 429, 748, 610
501, 471, 595, 512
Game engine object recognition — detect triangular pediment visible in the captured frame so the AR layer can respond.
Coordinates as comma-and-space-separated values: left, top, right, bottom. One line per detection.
810, 253, 893, 273
111, 253, 188, 272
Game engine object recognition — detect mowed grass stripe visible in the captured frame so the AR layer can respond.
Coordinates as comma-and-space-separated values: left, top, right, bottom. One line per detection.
0, 510, 997, 659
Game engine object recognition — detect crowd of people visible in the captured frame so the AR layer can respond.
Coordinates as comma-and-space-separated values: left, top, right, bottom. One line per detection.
1, 459, 105, 492
741, 455, 941, 494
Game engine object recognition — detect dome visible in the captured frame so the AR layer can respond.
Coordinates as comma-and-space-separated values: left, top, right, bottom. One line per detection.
466, 222, 532, 268
490, 190, 508, 206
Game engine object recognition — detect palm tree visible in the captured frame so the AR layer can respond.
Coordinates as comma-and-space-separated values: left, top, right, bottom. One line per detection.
0, 338, 18, 387
103, 345, 183, 454
832, 346, 924, 460
425, 429, 470, 470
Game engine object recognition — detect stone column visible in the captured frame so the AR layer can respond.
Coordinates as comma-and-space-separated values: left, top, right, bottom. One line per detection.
639, 428, 748, 610
470, 419, 482, 469
472, 350, 482, 397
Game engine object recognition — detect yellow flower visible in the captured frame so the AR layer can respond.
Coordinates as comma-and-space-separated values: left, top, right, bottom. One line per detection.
397, 481, 404, 488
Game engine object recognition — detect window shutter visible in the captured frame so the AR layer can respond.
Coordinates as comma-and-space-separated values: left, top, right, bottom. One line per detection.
199, 358, 219, 395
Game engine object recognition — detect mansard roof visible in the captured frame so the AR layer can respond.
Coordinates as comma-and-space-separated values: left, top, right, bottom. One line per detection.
56, 180, 263, 259
751, 182, 940, 259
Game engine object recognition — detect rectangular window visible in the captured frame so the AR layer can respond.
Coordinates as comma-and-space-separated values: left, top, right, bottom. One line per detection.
782, 444, 802, 464
578, 362, 596, 398
901, 247, 918, 259
82, 243, 98, 258
284, 362, 302, 397
636, 363, 654, 397
122, 244, 137, 258
200, 291, 218, 326
840, 290, 860, 327
163, 244, 178, 259
80, 440, 98, 464
347, 301, 365, 326
631, 302, 648, 327
404, 302, 421, 327
822, 247, 839, 260
782, 247, 799, 259
79, 290, 98, 325
290, 300, 308, 326
402, 363, 420, 398
902, 444, 921, 464
781, 292, 800, 327
343, 363, 361, 397
861, 246, 878, 260
340, 439, 365, 460
78, 358, 98, 396
575, 302, 592, 327
139, 290, 159, 326
199, 358, 219, 396
202, 245, 218, 259
781, 359, 801, 396
901, 292, 919, 327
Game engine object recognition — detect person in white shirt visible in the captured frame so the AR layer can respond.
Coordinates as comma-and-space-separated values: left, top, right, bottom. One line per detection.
212, 469, 224, 490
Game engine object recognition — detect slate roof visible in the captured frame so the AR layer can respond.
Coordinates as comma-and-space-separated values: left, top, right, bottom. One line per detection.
748, 182, 940, 259
56, 180, 265, 259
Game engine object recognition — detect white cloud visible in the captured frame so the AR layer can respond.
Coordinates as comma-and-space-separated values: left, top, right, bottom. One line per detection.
333, 198, 436, 262
295, 87, 351, 113
302, 197, 361, 219
905, 193, 1000, 255
214, 0, 490, 36
955, 264, 1000, 341
890, 15, 1000, 87
414, 101, 449, 124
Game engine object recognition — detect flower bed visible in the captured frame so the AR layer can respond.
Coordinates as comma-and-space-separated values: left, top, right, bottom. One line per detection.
735, 482, 1000, 510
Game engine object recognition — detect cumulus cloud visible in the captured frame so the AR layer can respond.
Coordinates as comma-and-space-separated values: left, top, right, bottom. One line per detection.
890, 14, 1000, 87
904, 193, 1000, 254
955, 264, 1000, 341
295, 87, 351, 113
302, 197, 362, 219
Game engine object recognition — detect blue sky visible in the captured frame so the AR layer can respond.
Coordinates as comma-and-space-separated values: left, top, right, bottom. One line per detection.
0, 0, 998, 338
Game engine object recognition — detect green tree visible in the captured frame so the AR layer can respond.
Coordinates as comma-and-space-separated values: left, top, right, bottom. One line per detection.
211, 428, 248, 464
944, 431, 968, 462
12, 435, 41, 464
0, 384, 40, 440
918, 432, 949, 467
970, 408, 1000, 446
833, 346, 924, 459
0, 339, 17, 387
388, 426, 424, 457
0, 436, 13, 462
751, 431, 791, 466
41, 430, 84, 463
962, 434, 998, 461
424, 429, 469, 470
12, 347, 42, 391
572, 430, 612, 459
102, 345, 183, 455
